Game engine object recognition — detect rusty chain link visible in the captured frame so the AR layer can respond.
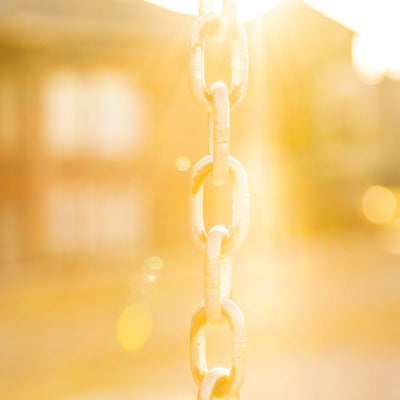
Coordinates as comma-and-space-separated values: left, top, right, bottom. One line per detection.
188, 1, 249, 399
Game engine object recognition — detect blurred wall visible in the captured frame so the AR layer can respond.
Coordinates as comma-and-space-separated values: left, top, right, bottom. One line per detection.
1, 1, 400, 399
1, 1, 398, 259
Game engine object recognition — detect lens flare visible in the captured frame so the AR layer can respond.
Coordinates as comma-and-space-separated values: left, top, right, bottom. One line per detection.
176, 156, 191, 171
362, 185, 397, 224
147, 255, 164, 270
117, 303, 153, 351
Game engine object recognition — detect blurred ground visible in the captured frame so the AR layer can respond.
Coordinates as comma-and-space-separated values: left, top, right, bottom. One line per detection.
1, 229, 400, 399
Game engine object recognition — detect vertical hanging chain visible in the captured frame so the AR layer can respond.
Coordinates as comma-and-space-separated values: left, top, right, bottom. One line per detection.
188, 1, 250, 399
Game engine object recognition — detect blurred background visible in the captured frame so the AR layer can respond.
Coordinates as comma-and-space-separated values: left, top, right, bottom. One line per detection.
0, 0, 399, 399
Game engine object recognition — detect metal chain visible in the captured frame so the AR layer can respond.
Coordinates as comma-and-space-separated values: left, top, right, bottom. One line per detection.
188, 1, 250, 399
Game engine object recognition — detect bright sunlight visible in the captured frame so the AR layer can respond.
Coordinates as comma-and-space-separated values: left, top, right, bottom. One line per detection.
145, 0, 400, 82
145, 0, 281, 21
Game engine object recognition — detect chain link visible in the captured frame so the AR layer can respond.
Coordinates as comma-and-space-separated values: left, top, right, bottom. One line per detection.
188, 1, 250, 399
189, 155, 250, 253
205, 224, 230, 323
210, 81, 230, 185
190, 299, 247, 397
197, 367, 240, 400
189, 13, 248, 112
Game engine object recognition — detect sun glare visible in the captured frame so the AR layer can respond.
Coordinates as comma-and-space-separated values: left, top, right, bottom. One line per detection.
145, 0, 400, 82
145, 0, 281, 21
352, 33, 400, 83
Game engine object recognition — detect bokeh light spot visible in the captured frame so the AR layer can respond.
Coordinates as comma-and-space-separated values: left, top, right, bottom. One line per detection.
117, 303, 153, 351
176, 156, 191, 171
362, 185, 397, 224
147, 255, 163, 271
129, 273, 159, 300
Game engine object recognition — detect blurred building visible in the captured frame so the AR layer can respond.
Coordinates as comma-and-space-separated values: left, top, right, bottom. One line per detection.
0, 0, 194, 258
1, 1, 400, 400
1, 0, 399, 258
246, 1, 388, 235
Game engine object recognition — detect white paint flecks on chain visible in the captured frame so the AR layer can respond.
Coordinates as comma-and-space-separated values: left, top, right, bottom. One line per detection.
188, 1, 250, 399
189, 155, 249, 253
205, 224, 230, 323
210, 82, 230, 186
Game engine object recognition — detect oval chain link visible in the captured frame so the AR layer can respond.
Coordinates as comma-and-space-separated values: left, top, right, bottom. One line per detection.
189, 13, 248, 112
190, 299, 247, 397
188, 1, 249, 399
189, 155, 250, 253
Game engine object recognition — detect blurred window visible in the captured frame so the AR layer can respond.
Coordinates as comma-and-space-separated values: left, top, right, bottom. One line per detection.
0, 77, 18, 154
0, 203, 19, 260
43, 70, 146, 159
45, 184, 144, 251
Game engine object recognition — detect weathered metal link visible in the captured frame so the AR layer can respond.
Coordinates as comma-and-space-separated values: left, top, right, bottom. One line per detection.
211, 81, 230, 186
197, 367, 229, 400
189, 155, 250, 253
190, 298, 247, 397
205, 225, 230, 323
197, 367, 240, 400
189, 12, 249, 112
189, 2, 248, 398
221, 253, 232, 298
